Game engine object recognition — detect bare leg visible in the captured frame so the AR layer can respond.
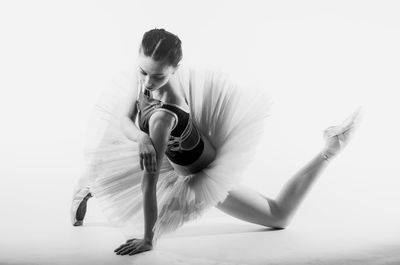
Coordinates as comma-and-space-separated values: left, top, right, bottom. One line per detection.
216, 108, 362, 229
216, 152, 329, 229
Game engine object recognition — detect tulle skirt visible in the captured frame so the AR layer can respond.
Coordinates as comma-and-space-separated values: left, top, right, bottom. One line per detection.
84, 66, 272, 244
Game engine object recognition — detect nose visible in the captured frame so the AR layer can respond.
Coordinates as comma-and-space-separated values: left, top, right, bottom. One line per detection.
143, 75, 152, 87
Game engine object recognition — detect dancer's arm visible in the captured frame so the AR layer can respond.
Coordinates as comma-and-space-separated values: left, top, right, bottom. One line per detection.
119, 85, 158, 170
115, 111, 175, 255
142, 111, 175, 244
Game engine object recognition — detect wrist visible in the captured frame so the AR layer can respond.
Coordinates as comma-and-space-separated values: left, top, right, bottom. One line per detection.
138, 131, 149, 142
143, 236, 153, 245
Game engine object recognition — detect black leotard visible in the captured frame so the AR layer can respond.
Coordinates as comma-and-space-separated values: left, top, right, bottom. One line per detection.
136, 88, 204, 166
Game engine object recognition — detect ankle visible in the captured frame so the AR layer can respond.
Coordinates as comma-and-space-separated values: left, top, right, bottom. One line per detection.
320, 149, 336, 162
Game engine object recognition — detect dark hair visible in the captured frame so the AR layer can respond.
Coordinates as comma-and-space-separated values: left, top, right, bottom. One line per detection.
140, 28, 183, 67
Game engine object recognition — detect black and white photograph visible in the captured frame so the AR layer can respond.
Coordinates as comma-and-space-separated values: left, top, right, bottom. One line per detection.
1, 1, 399, 264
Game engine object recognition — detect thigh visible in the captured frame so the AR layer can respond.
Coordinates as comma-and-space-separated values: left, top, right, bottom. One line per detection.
216, 185, 284, 228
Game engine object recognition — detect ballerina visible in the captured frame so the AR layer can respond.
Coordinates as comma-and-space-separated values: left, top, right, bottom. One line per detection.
70, 28, 362, 256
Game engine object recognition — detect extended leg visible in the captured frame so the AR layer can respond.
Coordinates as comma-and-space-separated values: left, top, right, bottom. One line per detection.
216, 151, 329, 229
216, 108, 362, 228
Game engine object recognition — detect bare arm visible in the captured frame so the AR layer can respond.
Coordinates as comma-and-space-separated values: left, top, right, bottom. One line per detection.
142, 111, 176, 244
115, 77, 159, 171
114, 110, 175, 255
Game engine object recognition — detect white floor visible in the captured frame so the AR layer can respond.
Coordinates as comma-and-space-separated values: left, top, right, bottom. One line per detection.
1, 145, 399, 265
1, 199, 399, 265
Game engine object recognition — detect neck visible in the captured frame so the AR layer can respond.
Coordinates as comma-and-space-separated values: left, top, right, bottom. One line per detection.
151, 83, 169, 99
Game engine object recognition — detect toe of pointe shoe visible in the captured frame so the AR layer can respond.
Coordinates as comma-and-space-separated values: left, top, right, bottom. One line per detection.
338, 106, 364, 133
73, 220, 83, 226
323, 107, 364, 139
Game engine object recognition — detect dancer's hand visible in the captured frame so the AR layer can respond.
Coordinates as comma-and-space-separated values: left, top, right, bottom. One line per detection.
322, 107, 363, 159
138, 132, 157, 173
114, 238, 153, 256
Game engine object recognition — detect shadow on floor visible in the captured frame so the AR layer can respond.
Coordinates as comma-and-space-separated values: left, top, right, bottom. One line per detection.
163, 223, 281, 238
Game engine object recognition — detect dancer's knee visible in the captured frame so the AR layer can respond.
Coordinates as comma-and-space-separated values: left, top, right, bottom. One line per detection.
261, 215, 290, 230
270, 217, 290, 229
262, 199, 290, 229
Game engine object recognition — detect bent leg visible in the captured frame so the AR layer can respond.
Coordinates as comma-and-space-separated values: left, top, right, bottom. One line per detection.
216, 152, 329, 229
216, 185, 286, 229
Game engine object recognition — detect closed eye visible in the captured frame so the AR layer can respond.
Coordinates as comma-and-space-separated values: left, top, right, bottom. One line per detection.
140, 71, 165, 81
153, 76, 164, 81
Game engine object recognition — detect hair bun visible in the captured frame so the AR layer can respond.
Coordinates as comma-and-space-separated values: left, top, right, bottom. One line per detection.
141, 28, 183, 67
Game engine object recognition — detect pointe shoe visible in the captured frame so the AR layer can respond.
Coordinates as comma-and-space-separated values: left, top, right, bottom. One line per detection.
70, 186, 93, 226
322, 107, 363, 160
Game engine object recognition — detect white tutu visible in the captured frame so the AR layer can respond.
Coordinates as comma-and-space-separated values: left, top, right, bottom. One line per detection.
84, 66, 272, 244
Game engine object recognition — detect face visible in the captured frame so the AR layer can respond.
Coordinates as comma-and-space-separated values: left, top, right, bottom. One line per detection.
137, 50, 177, 91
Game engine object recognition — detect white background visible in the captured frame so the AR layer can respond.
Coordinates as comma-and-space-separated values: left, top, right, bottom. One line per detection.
0, 0, 399, 263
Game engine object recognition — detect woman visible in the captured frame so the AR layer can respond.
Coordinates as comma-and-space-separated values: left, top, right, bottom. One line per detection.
71, 28, 361, 256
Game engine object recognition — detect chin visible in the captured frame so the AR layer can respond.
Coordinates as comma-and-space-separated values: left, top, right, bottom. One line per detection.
145, 86, 156, 91
147, 84, 165, 91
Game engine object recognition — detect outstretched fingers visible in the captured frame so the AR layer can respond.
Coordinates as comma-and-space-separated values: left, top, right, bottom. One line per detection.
114, 239, 139, 253
140, 153, 157, 173
115, 244, 136, 255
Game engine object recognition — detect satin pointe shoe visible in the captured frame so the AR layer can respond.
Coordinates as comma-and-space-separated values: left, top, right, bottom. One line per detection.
322, 106, 363, 160
71, 186, 93, 226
